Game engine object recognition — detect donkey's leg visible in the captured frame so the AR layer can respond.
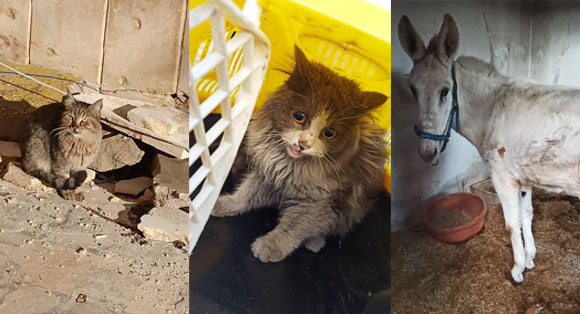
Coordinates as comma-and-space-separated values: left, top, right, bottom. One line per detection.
492, 171, 526, 283
520, 185, 536, 270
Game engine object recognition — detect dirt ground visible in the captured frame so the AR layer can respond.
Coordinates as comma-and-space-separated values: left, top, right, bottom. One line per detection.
0, 176, 188, 313
392, 190, 580, 314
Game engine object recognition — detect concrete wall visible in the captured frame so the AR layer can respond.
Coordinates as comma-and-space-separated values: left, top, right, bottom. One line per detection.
391, 1, 533, 230
0, 0, 188, 95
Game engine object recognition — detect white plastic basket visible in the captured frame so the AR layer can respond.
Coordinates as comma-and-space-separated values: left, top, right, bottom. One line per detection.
189, 0, 270, 254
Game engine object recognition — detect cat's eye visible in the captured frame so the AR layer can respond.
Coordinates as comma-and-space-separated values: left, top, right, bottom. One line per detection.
293, 111, 306, 124
322, 128, 336, 139
440, 88, 449, 102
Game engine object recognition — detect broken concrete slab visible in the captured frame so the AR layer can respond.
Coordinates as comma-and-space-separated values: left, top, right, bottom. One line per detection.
151, 152, 188, 208
138, 188, 155, 204
0, 140, 21, 157
114, 177, 153, 196
138, 207, 188, 244
127, 105, 180, 136
89, 134, 144, 172
0, 162, 53, 192
74, 92, 188, 159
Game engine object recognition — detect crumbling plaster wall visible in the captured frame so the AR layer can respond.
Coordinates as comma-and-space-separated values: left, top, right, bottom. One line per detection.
0, 0, 189, 95
392, 1, 579, 230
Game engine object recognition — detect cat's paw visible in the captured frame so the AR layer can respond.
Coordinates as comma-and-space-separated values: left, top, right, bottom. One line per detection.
211, 196, 241, 217
67, 171, 87, 189
59, 190, 85, 201
251, 234, 290, 263
304, 236, 326, 253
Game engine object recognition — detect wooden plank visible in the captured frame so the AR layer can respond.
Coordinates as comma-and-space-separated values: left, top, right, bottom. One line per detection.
29, 0, 105, 83
101, 0, 186, 93
177, 12, 189, 94
0, 0, 30, 63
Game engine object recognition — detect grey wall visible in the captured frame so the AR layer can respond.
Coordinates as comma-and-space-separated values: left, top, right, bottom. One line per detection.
391, 1, 580, 230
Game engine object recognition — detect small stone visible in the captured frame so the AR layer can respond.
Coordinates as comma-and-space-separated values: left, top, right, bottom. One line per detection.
107, 195, 122, 203
114, 177, 153, 196
172, 240, 186, 249
83, 169, 96, 185
75, 294, 87, 303
89, 134, 144, 172
138, 207, 188, 244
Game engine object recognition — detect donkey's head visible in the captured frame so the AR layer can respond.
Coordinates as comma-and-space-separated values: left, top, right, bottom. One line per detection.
398, 14, 460, 165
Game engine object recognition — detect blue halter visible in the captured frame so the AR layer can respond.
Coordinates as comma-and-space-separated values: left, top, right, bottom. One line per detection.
413, 64, 460, 153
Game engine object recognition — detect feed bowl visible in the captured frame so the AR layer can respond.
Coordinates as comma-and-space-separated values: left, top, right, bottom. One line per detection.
422, 192, 487, 244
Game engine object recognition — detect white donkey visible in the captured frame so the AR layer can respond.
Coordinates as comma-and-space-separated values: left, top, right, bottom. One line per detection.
399, 14, 580, 283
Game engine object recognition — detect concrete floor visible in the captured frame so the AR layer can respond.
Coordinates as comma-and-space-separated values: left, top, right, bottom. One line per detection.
0, 178, 188, 313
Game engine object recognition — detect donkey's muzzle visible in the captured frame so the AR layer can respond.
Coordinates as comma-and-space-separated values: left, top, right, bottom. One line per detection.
418, 144, 439, 164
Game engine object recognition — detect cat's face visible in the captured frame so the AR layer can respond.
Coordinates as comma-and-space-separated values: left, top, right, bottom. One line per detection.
275, 102, 354, 159
258, 46, 387, 160
58, 94, 103, 140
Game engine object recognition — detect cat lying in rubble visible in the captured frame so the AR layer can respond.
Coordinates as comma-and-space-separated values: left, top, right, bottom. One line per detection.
20, 92, 103, 201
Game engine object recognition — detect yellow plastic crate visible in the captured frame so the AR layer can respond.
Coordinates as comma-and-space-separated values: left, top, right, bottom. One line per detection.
190, 0, 391, 192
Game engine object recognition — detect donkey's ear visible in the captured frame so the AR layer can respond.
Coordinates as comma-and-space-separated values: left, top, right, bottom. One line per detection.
398, 15, 426, 64
436, 14, 459, 60
362, 91, 388, 111
62, 91, 76, 109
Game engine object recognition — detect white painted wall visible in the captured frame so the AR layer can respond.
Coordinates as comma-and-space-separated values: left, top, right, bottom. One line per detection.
391, 1, 533, 230
530, 2, 580, 87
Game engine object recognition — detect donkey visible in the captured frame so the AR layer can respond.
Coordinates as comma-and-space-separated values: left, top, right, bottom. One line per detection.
398, 13, 580, 283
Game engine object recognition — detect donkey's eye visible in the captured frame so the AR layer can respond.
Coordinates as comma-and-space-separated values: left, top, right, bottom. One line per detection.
293, 111, 306, 124
322, 128, 336, 139
409, 86, 418, 99
440, 88, 449, 101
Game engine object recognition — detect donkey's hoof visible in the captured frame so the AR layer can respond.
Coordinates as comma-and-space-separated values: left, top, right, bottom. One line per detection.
525, 259, 535, 270
511, 268, 524, 284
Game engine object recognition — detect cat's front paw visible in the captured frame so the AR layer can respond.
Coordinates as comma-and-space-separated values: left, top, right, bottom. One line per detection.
59, 190, 85, 201
211, 196, 241, 217
251, 233, 291, 263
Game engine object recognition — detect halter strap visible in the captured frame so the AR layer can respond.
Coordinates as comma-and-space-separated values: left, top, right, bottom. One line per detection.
413, 63, 460, 153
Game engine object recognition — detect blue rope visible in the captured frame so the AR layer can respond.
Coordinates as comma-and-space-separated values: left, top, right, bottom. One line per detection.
0, 71, 102, 93
414, 64, 460, 153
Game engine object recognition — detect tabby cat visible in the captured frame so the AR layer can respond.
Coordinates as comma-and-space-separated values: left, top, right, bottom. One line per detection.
21, 92, 103, 201
212, 46, 388, 262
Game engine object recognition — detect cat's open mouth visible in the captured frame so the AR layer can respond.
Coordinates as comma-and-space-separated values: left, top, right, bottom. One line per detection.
287, 145, 303, 158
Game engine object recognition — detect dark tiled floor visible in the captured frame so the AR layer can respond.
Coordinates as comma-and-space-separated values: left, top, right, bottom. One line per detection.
190, 180, 390, 314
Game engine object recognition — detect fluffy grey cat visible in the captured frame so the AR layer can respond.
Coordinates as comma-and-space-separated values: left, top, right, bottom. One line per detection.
212, 46, 388, 262
21, 92, 103, 201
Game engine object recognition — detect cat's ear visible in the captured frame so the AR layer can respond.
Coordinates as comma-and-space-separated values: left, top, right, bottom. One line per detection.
89, 99, 103, 116
62, 91, 76, 109
362, 91, 388, 112
293, 45, 310, 74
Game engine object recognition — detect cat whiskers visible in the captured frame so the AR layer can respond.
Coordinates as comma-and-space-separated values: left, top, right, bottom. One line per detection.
315, 156, 330, 192
51, 127, 71, 138
323, 152, 344, 199
50, 126, 68, 136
